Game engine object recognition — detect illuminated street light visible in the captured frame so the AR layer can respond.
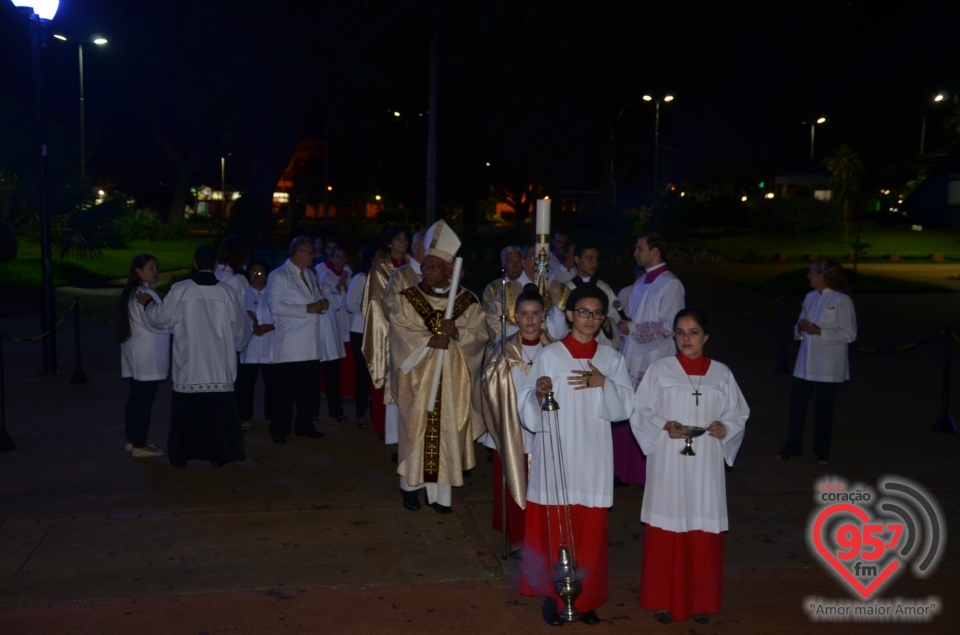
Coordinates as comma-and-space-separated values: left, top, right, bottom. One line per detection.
375, 195, 382, 201
327, 185, 333, 191
741, 196, 748, 202
393, 111, 400, 117
643, 94, 675, 191
53, 33, 109, 179
802, 117, 827, 158
934, 94, 945, 102
765, 192, 775, 199
921, 93, 948, 155
10, 0, 60, 374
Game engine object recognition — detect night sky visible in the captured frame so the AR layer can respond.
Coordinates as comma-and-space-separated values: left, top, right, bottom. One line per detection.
2, 0, 958, 215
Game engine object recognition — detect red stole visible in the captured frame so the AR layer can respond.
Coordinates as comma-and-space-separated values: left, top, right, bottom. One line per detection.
676, 353, 711, 375
561, 335, 598, 359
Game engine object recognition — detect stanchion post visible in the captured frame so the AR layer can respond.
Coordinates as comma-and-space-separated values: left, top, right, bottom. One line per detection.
70, 297, 89, 384
0, 333, 17, 451
774, 294, 790, 374
932, 327, 956, 433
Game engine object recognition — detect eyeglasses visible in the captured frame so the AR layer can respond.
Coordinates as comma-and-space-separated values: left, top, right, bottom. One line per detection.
421, 264, 446, 272
577, 255, 599, 262
573, 308, 605, 320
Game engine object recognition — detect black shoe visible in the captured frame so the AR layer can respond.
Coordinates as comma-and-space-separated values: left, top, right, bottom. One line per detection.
654, 611, 672, 624
580, 610, 600, 625
462, 469, 472, 481
401, 490, 421, 511
542, 597, 564, 627
613, 476, 628, 488
378, 433, 385, 441
295, 429, 325, 439
272, 436, 286, 444
430, 502, 452, 514
391, 452, 398, 464
692, 614, 710, 624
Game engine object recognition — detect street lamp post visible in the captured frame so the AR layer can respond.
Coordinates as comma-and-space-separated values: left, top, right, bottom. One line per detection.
920, 93, 946, 155
803, 117, 826, 158
53, 34, 107, 180
643, 94, 674, 191
11, 0, 60, 374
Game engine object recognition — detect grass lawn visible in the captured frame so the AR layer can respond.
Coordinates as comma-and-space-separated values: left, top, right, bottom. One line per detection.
747, 267, 953, 295
0, 238, 207, 290
694, 226, 960, 262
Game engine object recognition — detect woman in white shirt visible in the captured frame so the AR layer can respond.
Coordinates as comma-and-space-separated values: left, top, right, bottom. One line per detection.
776, 259, 857, 465
117, 254, 171, 458
236, 260, 276, 426
345, 244, 384, 428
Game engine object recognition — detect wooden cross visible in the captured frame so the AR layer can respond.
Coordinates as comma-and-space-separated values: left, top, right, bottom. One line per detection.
692, 389, 702, 406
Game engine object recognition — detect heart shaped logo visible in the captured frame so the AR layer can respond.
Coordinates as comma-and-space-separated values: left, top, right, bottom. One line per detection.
811, 503, 902, 599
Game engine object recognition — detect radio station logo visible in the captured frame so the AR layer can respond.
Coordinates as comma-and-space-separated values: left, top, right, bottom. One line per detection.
803, 475, 945, 623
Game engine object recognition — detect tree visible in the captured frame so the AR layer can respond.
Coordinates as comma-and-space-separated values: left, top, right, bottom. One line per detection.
823, 144, 865, 244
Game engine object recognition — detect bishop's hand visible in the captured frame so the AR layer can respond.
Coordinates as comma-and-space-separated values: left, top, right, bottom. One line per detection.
428, 334, 450, 350
663, 420, 687, 439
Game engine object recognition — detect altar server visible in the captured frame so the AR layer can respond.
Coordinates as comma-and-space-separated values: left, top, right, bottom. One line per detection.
518, 285, 633, 625
630, 308, 749, 625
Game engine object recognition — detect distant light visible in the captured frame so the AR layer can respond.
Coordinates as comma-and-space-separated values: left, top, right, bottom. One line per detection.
765, 192, 775, 199
327, 185, 333, 191
816, 117, 826, 124
375, 195, 382, 201
53, 34, 67, 41
642, 95, 652, 102
664, 95, 674, 102
934, 94, 945, 102
98, 189, 105, 196
670, 186, 676, 191
11, 1, 60, 20
485, 162, 490, 167
680, 191, 685, 197
544, 196, 550, 200
741, 196, 748, 202
758, 181, 765, 188
93, 37, 108, 45
911, 224, 923, 232
898, 199, 903, 204
393, 111, 400, 117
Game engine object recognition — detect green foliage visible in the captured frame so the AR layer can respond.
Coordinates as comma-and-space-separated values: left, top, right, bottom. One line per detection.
746, 198, 841, 235
645, 185, 750, 236
112, 208, 186, 243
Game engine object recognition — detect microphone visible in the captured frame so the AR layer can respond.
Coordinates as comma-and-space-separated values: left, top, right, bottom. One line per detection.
612, 299, 629, 321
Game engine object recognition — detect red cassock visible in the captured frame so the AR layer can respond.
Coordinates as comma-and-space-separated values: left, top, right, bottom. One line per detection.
520, 502, 608, 613
639, 525, 723, 621
370, 387, 386, 435
318, 342, 357, 398
492, 450, 526, 545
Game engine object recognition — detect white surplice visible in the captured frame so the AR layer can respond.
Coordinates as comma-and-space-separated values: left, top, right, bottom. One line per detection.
517, 342, 634, 508
630, 356, 749, 533
618, 266, 685, 387
143, 276, 252, 393
214, 264, 248, 307
318, 268, 352, 343
240, 285, 275, 365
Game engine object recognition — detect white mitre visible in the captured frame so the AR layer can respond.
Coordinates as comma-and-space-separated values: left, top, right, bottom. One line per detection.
423, 219, 461, 263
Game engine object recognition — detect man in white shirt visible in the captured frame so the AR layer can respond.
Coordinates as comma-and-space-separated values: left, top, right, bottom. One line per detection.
267, 236, 343, 443
137, 245, 252, 468
615, 233, 685, 486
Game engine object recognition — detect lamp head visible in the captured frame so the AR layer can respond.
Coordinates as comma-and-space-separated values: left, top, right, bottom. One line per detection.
93, 37, 108, 45
934, 93, 945, 102
53, 33, 67, 40
816, 117, 826, 124
664, 95, 674, 102
11, 0, 60, 20
642, 95, 652, 102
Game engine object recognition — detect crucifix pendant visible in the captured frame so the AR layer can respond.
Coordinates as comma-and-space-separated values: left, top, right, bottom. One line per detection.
692, 389, 702, 406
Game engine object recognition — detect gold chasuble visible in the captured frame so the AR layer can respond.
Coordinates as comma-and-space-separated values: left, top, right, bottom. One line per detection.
480, 330, 553, 509
390, 284, 486, 487
481, 278, 524, 344
361, 256, 409, 390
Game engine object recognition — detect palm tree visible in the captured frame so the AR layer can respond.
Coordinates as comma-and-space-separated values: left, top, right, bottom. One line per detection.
823, 144, 865, 244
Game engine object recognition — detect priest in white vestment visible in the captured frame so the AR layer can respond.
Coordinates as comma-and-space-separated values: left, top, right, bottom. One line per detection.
630, 308, 748, 625
138, 245, 252, 468
481, 245, 527, 344
615, 233, 685, 487
517, 285, 633, 626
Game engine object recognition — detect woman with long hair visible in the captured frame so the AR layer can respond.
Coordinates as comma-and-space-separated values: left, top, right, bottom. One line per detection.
631, 308, 749, 625
118, 254, 171, 458
776, 258, 857, 465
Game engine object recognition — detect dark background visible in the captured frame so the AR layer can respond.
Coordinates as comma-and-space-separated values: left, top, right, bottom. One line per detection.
2, 0, 958, 221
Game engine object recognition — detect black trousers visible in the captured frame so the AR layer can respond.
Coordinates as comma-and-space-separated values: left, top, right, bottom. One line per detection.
350, 331, 372, 420
270, 360, 321, 438
124, 378, 160, 448
781, 377, 839, 460
320, 358, 344, 419
235, 362, 277, 422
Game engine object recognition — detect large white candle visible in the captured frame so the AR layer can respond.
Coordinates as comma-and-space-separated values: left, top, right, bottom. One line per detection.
535, 199, 551, 236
